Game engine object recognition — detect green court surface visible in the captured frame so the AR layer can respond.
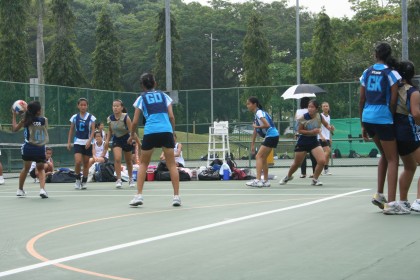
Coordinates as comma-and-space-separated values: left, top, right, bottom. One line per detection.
0, 167, 419, 280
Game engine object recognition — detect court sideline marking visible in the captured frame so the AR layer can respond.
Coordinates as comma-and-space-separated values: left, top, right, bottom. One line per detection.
0, 189, 369, 278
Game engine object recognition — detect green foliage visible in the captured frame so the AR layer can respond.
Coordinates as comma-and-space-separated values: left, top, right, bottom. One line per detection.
44, 0, 86, 87
92, 9, 122, 91
302, 12, 340, 83
0, 0, 31, 82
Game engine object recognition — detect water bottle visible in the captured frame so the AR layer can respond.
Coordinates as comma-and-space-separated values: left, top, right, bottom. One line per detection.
223, 168, 230, 180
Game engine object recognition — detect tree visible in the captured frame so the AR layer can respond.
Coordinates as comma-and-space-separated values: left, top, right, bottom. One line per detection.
154, 8, 182, 91
242, 13, 271, 87
0, 0, 31, 82
302, 12, 340, 83
44, 0, 86, 87
92, 9, 122, 91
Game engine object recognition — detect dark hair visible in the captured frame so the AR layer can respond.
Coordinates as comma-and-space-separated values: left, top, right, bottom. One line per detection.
397, 61, 416, 86
247, 96, 263, 110
95, 122, 102, 129
46, 147, 52, 152
113, 99, 127, 113
23, 101, 42, 127
300, 97, 310, 109
94, 131, 102, 138
375, 42, 398, 69
308, 99, 319, 109
140, 73, 156, 90
77, 97, 88, 105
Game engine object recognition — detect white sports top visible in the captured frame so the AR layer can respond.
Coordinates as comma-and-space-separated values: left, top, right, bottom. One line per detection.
319, 113, 331, 140
94, 141, 109, 158
174, 143, 185, 166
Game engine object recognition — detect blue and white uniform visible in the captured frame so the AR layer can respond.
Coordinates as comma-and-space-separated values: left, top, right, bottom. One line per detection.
69, 113, 96, 145
297, 113, 322, 147
133, 91, 173, 135
360, 63, 401, 124
254, 109, 279, 148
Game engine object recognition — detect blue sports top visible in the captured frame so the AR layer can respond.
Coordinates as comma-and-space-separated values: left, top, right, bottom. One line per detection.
360, 63, 401, 124
254, 109, 279, 138
133, 91, 173, 135
69, 113, 96, 145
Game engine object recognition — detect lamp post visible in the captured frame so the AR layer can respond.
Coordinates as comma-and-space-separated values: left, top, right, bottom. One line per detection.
206, 33, 218, 124
402, 0, 408, 60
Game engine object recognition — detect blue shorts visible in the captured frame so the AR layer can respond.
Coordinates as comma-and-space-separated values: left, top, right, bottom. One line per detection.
397, 141, 420, 156
142, 132, 175, 151
21, 143, 46, 163
294, 142, 320, 153
319, 139, 331, 147
363, 122, 395, 141
262, 136, 279, 148
74, 144, 93, 157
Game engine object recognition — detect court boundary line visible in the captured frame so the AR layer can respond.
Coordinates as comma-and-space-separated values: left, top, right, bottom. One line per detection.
0, 189, 369, 278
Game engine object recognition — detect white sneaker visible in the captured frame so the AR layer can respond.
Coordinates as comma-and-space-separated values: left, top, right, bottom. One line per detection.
410, 199, 420, 212
311, 179, 323, 186
39, 188, 48, 199
371, 193, 387, 209
116, 179, 123, 189
383, 201, 411, 215
34, 178, 40, 183
16, 189, 26, 197
246, 179, 263, 188
0, 176, 5, 185
279, 176, 293, 185
129, 194, 144, 206
323, 169, 332, 175
262, 180, 271, 187
129, 178, 135, 188
74, 179, 81, 190
399, 200, 411, 212
81, 181, 87, 190
172, 195, 182, 207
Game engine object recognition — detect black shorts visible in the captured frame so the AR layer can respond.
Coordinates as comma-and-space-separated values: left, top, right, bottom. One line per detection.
22, 155, 46, 163
112, 140, 133, 153
294, 142, 320, 153
397, 141, 420, 156
262, 136, 279, 148
142, 132, 175, 151
363, 122, 395, 141
319, 139, 331, 147
74, 144, 93, 157
29, 169, 36, 178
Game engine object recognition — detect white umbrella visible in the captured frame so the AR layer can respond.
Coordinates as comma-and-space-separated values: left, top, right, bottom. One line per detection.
281, 84, 326, 100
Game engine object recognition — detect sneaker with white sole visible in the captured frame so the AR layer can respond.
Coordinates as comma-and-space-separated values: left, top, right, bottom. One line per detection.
39, 188, 48, 199
410, 199, 420, 212
129, 194, 144, 206
116, 179, 123, 189
383, 201, 411, 215
311, 179, 323, 186
74, 179, 81, 190
279, 176, 294, 185
0, 176, 4, 185
323, 169, 332, 175
81, 181, 87, 190
172, 195, 182, 207
129, 178, 135, 188
16, 189, 26, 197
246, 179, 263, 188
371, 193, 387, 209
399, 200, 411, 213
262, 180, 271, 187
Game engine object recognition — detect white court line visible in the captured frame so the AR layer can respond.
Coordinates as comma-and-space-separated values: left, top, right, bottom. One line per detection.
0, 189, 369, 278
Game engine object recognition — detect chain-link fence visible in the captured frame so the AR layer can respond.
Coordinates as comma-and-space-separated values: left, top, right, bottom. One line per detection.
1, 80, 379, 172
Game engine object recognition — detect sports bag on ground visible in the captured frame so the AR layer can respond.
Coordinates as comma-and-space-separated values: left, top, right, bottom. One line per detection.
94, 162, 117, 182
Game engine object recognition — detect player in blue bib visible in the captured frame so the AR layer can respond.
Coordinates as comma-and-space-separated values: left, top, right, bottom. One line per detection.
359, 42, 402, 214
245, 96, 279, 188
130, 73, 181, 207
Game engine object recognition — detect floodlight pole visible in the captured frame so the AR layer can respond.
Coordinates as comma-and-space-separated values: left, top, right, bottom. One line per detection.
206, 33, 218, 124
402, 0, 408, 60
296, 0, 301, 85
165, 0, 172, 92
